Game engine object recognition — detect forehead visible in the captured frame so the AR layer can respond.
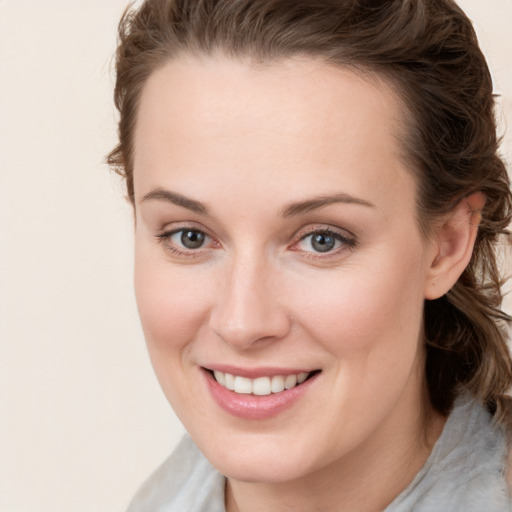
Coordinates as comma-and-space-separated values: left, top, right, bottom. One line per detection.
133, 55, 415, 215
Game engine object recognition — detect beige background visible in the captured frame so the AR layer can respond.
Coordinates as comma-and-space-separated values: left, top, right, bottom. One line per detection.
0, 1, 510, 511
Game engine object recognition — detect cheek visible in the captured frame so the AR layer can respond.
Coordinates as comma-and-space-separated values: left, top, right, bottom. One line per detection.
133, 244, 212, 357
133, 244, 218, 418
292, 250, 427, 360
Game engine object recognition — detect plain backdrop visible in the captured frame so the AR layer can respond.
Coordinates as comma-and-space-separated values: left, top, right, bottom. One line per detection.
0, 1, 510, 511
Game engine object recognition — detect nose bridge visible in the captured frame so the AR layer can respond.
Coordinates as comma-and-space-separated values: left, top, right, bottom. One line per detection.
209, 248, 289, 349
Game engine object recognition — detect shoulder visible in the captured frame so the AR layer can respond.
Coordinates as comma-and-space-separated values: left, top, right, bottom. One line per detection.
125, 435, 226, 512
441, 395, 512, 511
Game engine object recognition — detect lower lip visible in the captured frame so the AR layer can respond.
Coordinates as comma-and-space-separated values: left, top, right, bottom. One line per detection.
203, 370, 319, 420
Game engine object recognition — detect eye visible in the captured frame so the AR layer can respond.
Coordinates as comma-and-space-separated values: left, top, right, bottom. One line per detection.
172, 229, 207, 249
301, 232, 339, 253
294, 228, 355, 255
156, 227, 215, 255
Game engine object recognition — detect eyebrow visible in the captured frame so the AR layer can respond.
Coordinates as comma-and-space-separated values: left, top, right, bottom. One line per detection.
140, 188, 208, 214
140, 188, 374, 217
282, 193, 375, 217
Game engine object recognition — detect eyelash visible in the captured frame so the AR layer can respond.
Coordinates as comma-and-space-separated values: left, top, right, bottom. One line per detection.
155, 225, 356, 259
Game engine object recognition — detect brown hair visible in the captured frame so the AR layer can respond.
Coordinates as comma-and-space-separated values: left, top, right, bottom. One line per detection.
107, 0, 512, 419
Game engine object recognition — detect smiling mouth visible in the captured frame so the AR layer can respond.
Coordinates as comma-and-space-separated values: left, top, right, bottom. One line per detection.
208, 369, 320, 396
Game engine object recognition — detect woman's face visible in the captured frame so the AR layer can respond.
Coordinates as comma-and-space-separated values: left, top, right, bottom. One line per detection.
133, 56, 438, 483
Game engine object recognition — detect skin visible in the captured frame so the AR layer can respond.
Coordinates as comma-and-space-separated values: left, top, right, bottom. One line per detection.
132, 55, 481, 512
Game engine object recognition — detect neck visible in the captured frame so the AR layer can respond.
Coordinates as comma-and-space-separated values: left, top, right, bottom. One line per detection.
225, 385, 446, 512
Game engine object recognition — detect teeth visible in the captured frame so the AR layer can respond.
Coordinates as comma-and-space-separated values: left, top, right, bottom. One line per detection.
212, 370, 311, 395
224, 372, 235, 391
253, 377, 271, 396
213, 370, 225, 386
284, 374, 297, 389
297, 372, 308, 384
271, 375, 285, 393
234, 376, 252, 394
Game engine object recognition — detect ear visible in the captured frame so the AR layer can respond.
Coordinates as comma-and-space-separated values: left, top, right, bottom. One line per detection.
424, 192, 485, 300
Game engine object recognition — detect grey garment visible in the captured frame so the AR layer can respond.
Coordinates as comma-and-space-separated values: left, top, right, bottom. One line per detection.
125, 436, 225, 512
126, 395, 511, 512
383, 395, 510, 512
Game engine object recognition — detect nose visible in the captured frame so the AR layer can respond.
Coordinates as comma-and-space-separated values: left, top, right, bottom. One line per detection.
209, 254, 291, 350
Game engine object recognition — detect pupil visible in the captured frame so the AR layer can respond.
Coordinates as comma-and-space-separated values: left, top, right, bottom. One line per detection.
312, 233, 335, 253
181, 230, 205, 249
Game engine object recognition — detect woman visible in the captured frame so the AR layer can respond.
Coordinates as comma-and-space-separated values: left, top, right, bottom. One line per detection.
107, 0, 512, 510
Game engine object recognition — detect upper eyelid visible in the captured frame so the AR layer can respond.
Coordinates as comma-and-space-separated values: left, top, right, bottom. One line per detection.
293, 224, 355, 241
155, 225, 210, 241
157, 222, 212, 238
161, 226, 208, 236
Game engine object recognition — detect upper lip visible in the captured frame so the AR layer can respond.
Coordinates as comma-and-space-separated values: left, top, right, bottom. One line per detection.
202, 364, 318, 379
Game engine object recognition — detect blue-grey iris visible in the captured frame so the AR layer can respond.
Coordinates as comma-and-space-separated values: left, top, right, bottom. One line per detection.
311, 233, 336, 252
181, 230, 205, 249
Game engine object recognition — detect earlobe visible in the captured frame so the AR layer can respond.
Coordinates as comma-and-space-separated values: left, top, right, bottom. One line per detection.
424, 192, 485, 300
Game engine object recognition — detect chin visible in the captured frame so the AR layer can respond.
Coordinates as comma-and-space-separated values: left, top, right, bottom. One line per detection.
216, 456, 311, 484
194, 432, 322, 484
